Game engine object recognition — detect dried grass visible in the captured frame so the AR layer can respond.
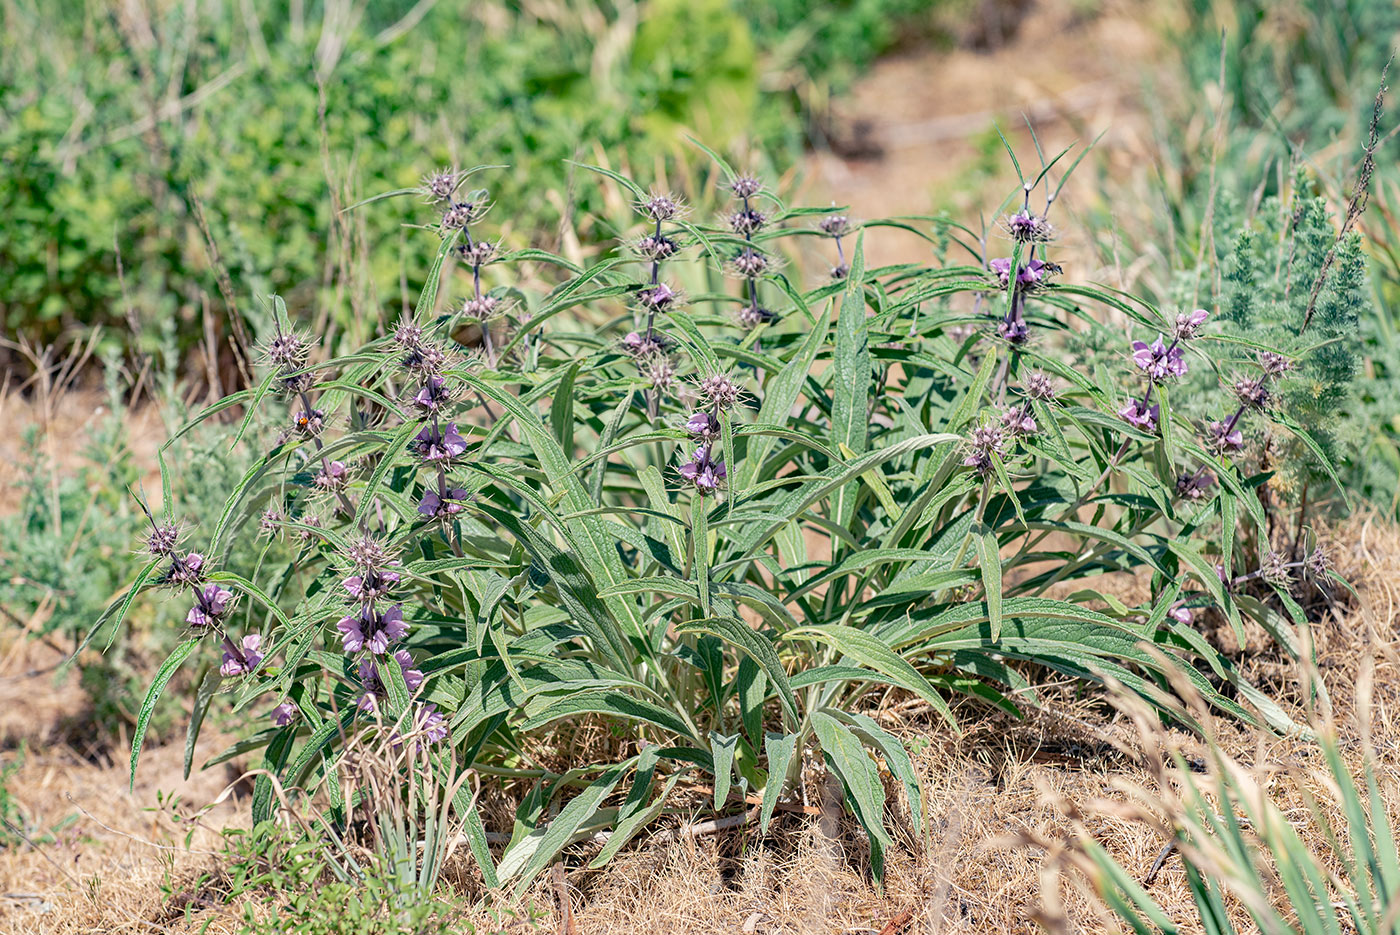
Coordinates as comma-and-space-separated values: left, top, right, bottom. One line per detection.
4, 512, 1396, 934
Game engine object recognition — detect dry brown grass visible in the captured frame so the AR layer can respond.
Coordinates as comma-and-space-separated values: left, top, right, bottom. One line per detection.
2, 512, 1395, 934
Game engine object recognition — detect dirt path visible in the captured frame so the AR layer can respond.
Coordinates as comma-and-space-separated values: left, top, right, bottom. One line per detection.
800, 0, 1170, 272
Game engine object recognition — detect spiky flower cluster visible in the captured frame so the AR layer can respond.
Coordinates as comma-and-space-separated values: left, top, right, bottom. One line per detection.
697, 373, 743, 412
988, 256, 1053, 346
263, 325, 313, 396
628, 190, 688, 419
1258, 549, 1293, 589
962, 423, 1008, 474
1024, 371, 1056, 401
1002, 209, 1053, 243
1175, 471, 1214, 501
725, 174, 775, 331
1195, 349, 1294, 466
421, 168, 459, 203
140, 499, 262, 679
819, 213, 852, 280
442, 184, 512, 367
678, 372, 745, 496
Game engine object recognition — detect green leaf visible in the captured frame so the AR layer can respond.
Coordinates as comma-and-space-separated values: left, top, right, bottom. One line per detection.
831, 234, 870, 528
784, 625, 957, 730
589, 771, 687, 869
519, 690, 695, 740
710, 732, 739, 810
675, 616, 799, 727
744, 299, 832, 485
825, 708, 923, 837
974, 524, 1003, 640
131, 638, 200, 790
760, 732, 797, 834
810, 711, 893, 880
183, 666, 221, 781
499, 763, 629, 894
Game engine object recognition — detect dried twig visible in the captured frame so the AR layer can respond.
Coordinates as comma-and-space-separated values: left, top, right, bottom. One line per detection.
1301, 57, 1391, 334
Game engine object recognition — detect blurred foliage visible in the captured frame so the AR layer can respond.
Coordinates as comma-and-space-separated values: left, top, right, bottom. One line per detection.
0, 0, 943, 367
1078, 0, 1400, 518
0, 365, 272, 741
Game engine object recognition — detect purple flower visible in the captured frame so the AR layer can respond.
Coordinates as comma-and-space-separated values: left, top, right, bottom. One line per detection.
166, 551, 206, 586
1001, 405, 1038, 436
686, 412, 719, 437
1119, 399, 1160, 432
997, 318, 1029, 344
962, 423, 1008, 474
342, 569, 400, 603
186, 584, 234, 628
1175, 472, 1214, 501
315, 460, 348, 491
990, 257, 1048, 289
414, 422, 468, 462
293, 408, 325, 437
679, 448, 727, 495
1207, 420, 1244, 452
621, 331, 669, 358
270, 701, 299, 727
412, 376, 451, 413
637, 283, 677, 310
1172, 308, 1210, 341
1131, 336, 1187, 381
1005, 211, 1052, 243
337, 603, 408, 655
418, 487, 470, 518
1233, 376, 1269, 409
1168, 603, 1193, 625
220, 634, 262, 678
418, 704, 448, 743
1258, 352, 1291, 376
356, 650, 426, 712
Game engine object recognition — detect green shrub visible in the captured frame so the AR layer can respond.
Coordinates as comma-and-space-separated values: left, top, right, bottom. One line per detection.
0, 0, 946, 365
103, 133, 1355, 893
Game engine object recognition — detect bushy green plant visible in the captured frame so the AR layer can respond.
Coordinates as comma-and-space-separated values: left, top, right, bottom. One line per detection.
214, 820, 474, 935
0, 0, 948, 365
111, 141, 1342, 893
1097, 0, 1399, 519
